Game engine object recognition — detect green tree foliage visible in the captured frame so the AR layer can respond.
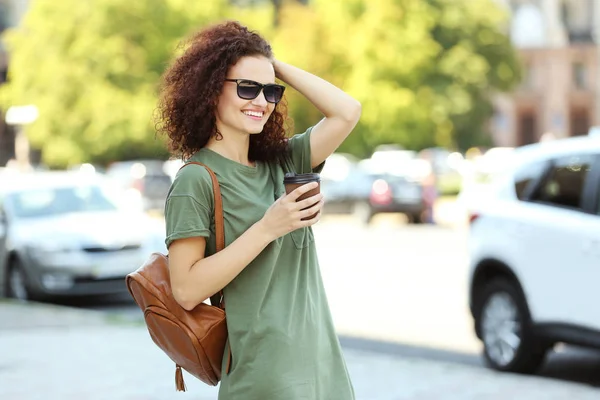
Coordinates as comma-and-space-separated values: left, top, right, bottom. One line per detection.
272, 0, 521, 156
0, 0, 520, 167
0, 0, 229, 167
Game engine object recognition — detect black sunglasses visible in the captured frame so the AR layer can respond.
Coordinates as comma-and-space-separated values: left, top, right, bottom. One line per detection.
225, 79, 285, 104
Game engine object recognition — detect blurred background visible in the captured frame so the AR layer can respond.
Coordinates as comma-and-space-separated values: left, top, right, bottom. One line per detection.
2, 0, 600, 399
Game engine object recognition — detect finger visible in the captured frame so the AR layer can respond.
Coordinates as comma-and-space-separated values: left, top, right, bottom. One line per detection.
295, 192, 324, 210
286, 182, 319, 202
299, 198, 324, 220
300, 210, 321, 227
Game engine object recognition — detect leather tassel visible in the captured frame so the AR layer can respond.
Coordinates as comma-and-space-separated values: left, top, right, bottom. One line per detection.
175, 365, 186, 392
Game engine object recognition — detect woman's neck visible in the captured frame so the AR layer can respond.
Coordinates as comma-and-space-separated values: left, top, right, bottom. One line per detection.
205, 129, 254, 167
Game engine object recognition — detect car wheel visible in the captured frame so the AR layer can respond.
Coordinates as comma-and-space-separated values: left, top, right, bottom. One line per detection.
7, 258, 32, 301
476, 279, 548, 374
409, 212, 424, 224
352, 202, 373, 225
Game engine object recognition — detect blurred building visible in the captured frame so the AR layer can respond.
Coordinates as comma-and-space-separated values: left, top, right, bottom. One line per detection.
492, 0, 600, 147
0, 0, 29, 166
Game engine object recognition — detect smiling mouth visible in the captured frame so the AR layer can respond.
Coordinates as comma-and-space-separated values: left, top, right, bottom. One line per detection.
242, 110, 264, 120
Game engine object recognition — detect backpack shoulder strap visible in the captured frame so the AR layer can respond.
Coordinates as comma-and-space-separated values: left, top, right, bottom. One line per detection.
178, 161, 225, 309
179, 161, 224, 252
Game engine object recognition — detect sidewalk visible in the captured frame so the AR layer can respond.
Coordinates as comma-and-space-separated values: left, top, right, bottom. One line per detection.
1, 300, 598, 400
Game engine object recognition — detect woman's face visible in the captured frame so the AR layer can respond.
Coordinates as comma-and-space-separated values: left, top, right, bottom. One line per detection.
216, 56, 276, 137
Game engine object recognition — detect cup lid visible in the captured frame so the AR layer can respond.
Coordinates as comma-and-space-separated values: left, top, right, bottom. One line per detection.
283, 172, 320, 184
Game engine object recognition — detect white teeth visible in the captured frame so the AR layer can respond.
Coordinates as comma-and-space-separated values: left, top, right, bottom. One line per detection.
243, 111, 263, 118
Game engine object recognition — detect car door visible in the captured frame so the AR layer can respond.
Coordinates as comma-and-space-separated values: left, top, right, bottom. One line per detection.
0, 197, 8, 297
519, 153, 600, 330
578, 154, 600, 330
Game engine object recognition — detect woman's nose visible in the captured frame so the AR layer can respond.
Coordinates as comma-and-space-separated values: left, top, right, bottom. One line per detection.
252, 90, 268, 107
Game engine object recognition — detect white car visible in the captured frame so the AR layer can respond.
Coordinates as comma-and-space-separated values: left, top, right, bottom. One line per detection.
0, 171, 166, 301
468, 135, 600, 374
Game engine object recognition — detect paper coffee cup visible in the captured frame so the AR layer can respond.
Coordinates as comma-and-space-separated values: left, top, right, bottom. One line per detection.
283, 173, 321, 220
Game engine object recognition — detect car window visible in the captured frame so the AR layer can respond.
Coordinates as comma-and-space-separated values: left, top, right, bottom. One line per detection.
529, 154, 594, 210
513, 161, 547, 200
5, 185, 118, 219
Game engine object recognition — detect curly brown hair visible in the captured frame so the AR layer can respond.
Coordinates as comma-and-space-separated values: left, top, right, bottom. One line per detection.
156, 21, 291, 162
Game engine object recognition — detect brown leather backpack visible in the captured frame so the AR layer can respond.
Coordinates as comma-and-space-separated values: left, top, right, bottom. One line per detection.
126, 162, 231, 391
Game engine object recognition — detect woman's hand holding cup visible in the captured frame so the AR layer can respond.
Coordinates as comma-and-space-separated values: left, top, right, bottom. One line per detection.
259, 180, 324, 241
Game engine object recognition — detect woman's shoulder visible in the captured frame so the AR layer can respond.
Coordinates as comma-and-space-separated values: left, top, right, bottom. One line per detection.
176, 161, 213, 179
169, 161, 214, 196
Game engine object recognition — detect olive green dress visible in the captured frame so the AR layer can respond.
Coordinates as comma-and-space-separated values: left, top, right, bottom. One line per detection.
164, 127, 355, 400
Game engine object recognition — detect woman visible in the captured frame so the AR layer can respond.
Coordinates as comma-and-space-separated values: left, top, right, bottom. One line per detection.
157, 21, 361, 400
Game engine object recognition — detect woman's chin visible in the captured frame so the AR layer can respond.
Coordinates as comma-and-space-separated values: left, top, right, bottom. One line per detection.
245, 124, 266, 135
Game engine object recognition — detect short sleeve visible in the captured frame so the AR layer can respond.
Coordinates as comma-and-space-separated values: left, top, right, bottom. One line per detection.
164, 165, 214, 249
286, 126, 326, 174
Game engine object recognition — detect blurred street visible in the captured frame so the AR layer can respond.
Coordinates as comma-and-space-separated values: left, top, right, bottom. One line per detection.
73, 212, 474, 354
3, 298, 600, 400
60, 214, 600, 389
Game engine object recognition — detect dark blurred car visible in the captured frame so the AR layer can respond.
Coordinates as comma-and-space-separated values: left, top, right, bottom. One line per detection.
0, 172, 166, 301
321, 155, 426, 224
105, 160, 172, 212
358, 173, 425, 224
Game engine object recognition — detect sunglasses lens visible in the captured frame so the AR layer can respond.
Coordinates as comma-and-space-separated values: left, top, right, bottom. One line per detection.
264, 85, 285, 104
237, 81, 261, 100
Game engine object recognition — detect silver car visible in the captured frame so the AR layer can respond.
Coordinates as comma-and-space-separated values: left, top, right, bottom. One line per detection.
0, 171, 166, 301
